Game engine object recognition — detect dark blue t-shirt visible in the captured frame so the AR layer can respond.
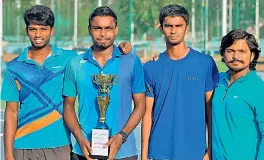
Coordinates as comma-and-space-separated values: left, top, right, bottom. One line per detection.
144, 48, 219, 160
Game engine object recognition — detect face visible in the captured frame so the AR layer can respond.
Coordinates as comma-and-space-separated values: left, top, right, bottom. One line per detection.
26, 24, 54, 49
223, 39, 254, 72
89, 16, 118, 49
160, 16, 189, 46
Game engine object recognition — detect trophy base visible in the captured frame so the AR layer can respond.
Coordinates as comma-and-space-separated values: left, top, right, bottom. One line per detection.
91, 129, 109, 159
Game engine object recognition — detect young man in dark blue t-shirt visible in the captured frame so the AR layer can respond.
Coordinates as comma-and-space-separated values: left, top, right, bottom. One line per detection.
141, 4, 219, 160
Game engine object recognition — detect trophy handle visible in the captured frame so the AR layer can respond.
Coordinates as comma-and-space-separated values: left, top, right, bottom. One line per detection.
91, 75, 98, 85
112, 76, 119, 85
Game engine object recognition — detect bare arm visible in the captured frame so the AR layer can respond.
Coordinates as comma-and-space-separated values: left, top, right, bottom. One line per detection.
204, 90, 213, 160
63, 97, 92, 159
4, 102, 19, 160
141, 97, 154, 160
122, 93, 146, 134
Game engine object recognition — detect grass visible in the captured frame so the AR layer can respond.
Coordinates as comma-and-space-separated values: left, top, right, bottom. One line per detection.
215, 60, 228, 73
0, 101, 5, 110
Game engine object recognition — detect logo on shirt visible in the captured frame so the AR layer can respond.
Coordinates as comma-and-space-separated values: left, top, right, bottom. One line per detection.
188, 77, 199, 80
233, 96, 239, 99
53, 66, 62, 68
80, 60, 86, 64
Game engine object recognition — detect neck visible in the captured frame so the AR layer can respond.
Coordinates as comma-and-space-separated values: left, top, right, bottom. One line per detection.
166, 41, 189, 60
92, 45, 114, 59
229, 68, 250, 84
28, 44, 52, 58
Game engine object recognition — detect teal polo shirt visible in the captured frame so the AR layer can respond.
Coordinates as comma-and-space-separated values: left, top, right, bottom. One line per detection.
212, 71, 264, 160
1, 45, 77, 149
63, 45, 145, 159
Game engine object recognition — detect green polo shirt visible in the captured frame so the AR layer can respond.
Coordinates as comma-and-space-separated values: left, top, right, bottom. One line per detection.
212, 71, 264, 160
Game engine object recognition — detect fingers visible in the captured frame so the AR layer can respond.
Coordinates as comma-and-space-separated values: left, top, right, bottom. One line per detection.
81, 139, 93, 159
108, 145, 115, 160
124, 43, 132, 53
153, 54, 159, 61
84, 139, 93, 154
118, 42, 126, 53
118, 42, 132, 54
103, 138, 113, 148
107, 135, 122, 160
81, 145, 90, 160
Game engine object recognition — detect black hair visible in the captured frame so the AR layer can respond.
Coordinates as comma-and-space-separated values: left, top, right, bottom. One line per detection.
88, 6, 117, 28
24, 5, 55, 27
159, 4, 189, 26
220, 29, 261, 70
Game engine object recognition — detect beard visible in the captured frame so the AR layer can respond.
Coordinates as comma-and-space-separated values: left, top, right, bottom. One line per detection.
226, 59, 249, 72
93, 37, 114, 49
165, 35, 183, 46
227, 66, 248, 72
168, 40, 181, 46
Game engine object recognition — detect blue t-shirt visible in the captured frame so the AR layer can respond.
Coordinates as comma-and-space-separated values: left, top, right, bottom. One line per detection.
1, 45, 77, 149
144, 48, 219, 160
212, 71, 264, 160
63, 45, 145, 159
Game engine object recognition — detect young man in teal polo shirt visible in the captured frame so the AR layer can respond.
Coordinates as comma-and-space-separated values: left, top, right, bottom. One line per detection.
63, 6, 145, 160
212, 29, 264, 160
1, 5, 131, 160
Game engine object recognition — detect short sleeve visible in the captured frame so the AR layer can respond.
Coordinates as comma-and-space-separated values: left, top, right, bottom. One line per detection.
131, 57, 145, 94
143, 63, 154, 98
63, 59, 78, 97
205, 57, 219, 92
1, 68, 20, 102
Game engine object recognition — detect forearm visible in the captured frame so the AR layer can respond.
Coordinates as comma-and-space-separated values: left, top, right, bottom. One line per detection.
63, 98, 85, 143
206, 103, 212, 151
4, 107, 18, 158
121, 93, 145, 135
205, 91, 213, 159
141, 111, 152, 158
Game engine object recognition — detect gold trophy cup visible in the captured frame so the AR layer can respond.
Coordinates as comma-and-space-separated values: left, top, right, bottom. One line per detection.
90, 74, 118, 159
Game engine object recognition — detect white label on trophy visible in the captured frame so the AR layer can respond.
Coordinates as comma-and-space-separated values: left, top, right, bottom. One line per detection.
91, 129, 109, 156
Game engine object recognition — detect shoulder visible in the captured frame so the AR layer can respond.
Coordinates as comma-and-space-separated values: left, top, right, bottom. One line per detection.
120, 53, 142, 68
143, 52, 166, 70
251, 72, 264, 91
67, 53, 86, 67
218, 72, 228, 82
61, 49, 78, 57
189, 48, 215, 64
5, 57, 21, 70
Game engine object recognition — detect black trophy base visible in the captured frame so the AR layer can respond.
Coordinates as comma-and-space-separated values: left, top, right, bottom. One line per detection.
89, 154, 108, 160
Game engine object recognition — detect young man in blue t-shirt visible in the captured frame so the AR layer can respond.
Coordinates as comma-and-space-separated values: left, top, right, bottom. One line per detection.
63, 6, 145, 160
141, 4, 219, 160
